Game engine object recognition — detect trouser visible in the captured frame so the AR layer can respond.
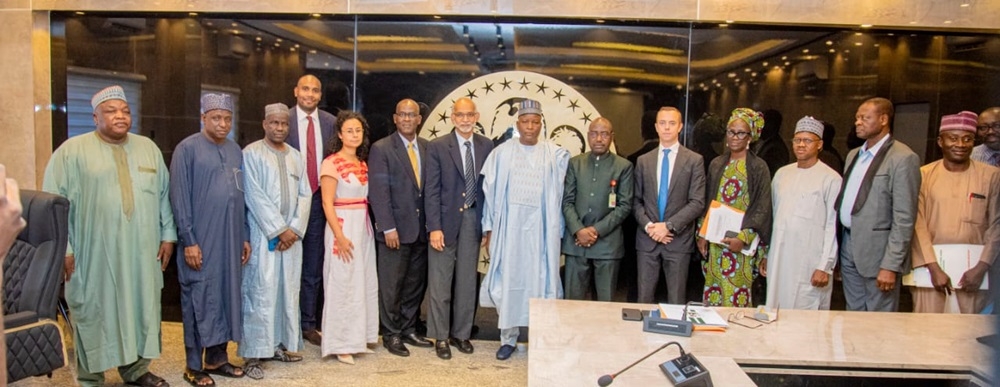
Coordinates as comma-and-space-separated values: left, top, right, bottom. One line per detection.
564, 255, 621, 302
377, 240, 429, 337
185, 343, 229, 371
300, 191, 326, 331
76, 356, 151, 387
636, 246, 690, 304
840, 230, 900, 312
427, 209, 480, 340
911, 287, 990, 313
500, 327, 522, 347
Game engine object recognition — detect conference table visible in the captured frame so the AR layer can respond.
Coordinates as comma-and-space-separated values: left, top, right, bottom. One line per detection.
528, 299, 996, 386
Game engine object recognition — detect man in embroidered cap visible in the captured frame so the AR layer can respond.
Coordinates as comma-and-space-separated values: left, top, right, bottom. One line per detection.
762, 116, 842, 310
479, 99, 569, 360
836, 97, 920, 312
237, 103, 311, 379
909, 111, 1000, 313
170, 93, 248, 385
972, 107, 1000, 167
43, 85, 175, 387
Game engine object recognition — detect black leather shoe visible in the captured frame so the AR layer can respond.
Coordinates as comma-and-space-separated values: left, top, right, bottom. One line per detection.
401, 333, 433, 348
449, 337, 474, 354
435, 339, 452, 360
496, 344, 516, 360
383, 335, 410, 357
303, 329, 322, 346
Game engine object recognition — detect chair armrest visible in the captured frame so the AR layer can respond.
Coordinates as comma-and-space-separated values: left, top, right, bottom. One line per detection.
4, 311, 39, 329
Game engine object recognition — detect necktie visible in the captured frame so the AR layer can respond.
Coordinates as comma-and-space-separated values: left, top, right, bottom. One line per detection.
408, 142, 420, 188
306, 116, 319, 193
464, 141, 476, 208
991, 152, 1000, 168
658, 149, 671, 221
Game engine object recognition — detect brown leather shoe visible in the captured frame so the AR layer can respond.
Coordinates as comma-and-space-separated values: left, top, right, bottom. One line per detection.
303, 329, 322, 346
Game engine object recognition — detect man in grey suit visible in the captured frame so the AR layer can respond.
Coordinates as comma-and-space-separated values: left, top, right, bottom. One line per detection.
425, 97, 493, 360
633, 107, 706, 304
369, 98, 433, 357
836, 97, 920, 312
286, 74, 337, 346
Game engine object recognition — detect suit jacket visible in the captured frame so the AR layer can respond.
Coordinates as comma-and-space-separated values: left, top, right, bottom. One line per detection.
287, 107, 336, 154
633, 145, 706, 253
424, 130, 493, 246
368, 131, 429, 244
835, 137, 920, 277
561, 152, 634, 259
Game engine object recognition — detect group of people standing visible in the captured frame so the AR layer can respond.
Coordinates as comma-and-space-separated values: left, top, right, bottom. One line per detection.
40, 70, 1000, 387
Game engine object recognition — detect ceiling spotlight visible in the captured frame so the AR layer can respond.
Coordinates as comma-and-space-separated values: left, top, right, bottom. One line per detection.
619, 79, 626, 84
309, 49, 317, 54
231, 22, 238, 27
826, 40, 833, 45
727, 72, 736, 78
960, 2, 970, 6
874, 43, 880, 47
762, 61, 769, 67
596, 19, 605, 24
274, 42, 280, 47
432, 15, 441, 19
290, 47, 296, 52
276, 38, 283, 42
744, 68, 751, 72
726, 20, 734, 23
855, 42, 863, 46
294, 44, 300, 48
944, 20, 953, 24
718, 24, 729, 28
311, 13, 321, 18
500, 51, 506, 57
860, 24, 873, 28
255, 36, 262, 41
784, 61, 790, 66
75, 11, 85, 15
781, 56, 787, 60
676, 85, 683, 90
844, 49, 850, 53
829, 48, 835, 53
189, 12, 198, 17
802, 49, 809, 53
751, 72, 757, 76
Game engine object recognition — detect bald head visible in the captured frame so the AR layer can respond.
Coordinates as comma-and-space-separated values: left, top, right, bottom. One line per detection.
979, 107, 1000, 150
393, 98, 422, 139
452, 97, 480, 138
588, 117, 614, 156
294, 75, 322, 113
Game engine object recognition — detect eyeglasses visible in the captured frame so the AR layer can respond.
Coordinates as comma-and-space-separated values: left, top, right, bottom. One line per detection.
395, 112, 419, 119
588, 131, 612, 139
726, 130, 751, 139
792, 138, 818, 145
453, 112, 477, 119
977, 123, 1000, 133
727, 307, 779, 329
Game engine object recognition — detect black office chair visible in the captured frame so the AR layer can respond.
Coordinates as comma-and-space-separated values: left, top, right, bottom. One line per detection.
4, 189, 69, 383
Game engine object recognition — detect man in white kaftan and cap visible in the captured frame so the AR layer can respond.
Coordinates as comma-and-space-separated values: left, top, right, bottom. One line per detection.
238, 103, 312, 379
480, 99, 569, 361
763, 116, 842, 310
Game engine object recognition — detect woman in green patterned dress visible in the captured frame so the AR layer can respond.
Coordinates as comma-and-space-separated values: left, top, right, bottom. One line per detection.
697, 108, 773, 307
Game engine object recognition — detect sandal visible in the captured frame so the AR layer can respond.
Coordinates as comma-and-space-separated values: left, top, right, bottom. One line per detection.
183, 369, 215, 387
270, 348, 304, 362
203, 362, 245, 378
127, 372, 170, 387
243, 359, 265, 380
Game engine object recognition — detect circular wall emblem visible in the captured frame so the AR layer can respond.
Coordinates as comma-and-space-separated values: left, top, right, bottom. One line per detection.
422, 70, 612, 155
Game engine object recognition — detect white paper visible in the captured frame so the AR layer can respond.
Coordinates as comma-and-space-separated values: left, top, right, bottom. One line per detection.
902, 244, 988, 290
702, 201, 758, 255
658, 304, 729, 327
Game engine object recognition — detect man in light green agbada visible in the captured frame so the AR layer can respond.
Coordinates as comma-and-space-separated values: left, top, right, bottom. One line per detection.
43, 85, 175, 387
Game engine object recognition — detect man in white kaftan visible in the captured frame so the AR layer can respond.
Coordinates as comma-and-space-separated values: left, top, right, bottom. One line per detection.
764, 116, 842, 310
239, 103, 312, 378
480, 99, 569, 360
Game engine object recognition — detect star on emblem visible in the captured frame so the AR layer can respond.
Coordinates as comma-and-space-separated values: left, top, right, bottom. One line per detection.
568, 99, 581, 112
581, 111, 593, 125
428, 127, 441, 138
518, 78, 531, 90
437, 112, 450, 123
535, 81, 548, 95
465, 88, 478, 99
552, 88, 566, 101
500, 78, 513, 91
482, 81, 495, 95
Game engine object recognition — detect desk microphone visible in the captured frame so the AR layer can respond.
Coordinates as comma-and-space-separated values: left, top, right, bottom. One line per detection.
597, 342, 685, 386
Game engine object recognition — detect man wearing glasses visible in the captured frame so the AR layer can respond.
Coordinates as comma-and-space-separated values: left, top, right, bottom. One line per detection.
762, 116, 842, 310
368, 98, 433, 357
971, 107, 1000, 167
561, 117, 635, 302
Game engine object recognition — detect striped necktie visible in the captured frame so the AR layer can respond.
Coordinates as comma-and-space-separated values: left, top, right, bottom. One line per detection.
464, 141, 476, 208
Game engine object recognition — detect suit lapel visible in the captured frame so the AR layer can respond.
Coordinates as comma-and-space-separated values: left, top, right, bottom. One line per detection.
851, 138, 894, 214
287, 109, 300, 148
474, 135, 489, 174
449, 133, 465, 177
667, 147, 686, 195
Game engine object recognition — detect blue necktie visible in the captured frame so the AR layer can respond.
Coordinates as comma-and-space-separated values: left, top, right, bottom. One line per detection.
658, 149, 671, 221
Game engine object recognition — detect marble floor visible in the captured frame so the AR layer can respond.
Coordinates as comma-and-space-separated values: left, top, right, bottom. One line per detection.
10, 317, 528, 387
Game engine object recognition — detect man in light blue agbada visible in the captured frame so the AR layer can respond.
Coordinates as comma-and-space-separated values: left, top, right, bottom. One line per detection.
480, 99, 569, 361
238, 103, 312, 379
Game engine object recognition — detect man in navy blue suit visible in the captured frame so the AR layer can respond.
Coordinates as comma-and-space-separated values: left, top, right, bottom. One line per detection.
424, 97, 493, 360
286, 74, 336, 346
369, 98, 433, 357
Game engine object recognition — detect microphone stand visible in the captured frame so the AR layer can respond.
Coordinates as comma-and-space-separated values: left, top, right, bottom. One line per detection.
597, 341, 686, 386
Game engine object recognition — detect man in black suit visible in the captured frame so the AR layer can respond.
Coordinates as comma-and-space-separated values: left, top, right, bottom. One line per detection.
369, 98, 433, 357
286, 74, 337, 347
633, 107, 706, 304
425, 97, 493, 360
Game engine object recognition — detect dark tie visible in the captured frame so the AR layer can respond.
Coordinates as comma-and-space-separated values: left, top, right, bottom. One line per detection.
658, 149, 671, 221
464, 141, 476, 208
306, 116, 319, 192
991, 152, 1000, 168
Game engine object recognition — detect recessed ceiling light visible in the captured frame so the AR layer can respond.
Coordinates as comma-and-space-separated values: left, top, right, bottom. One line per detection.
75, 11, 85, 15
855, 42, 863, 46
762, 62, 768, 67
231, 23, 238, 27
309, 49, 316, 54
744, 68, 751, 72
596, 19, 605, 24
751, 72, 757, 76
860, 24, 873, 28
826, 41, 833, 45
784, 61, 790, 66
829, 48, 835, 53
960, 3, 970, 7
718, 24, 729, 28
802, 49, 810, 53
725, 20, 734, 23
781, 56, 787, 60
944, 20, 953, 24
188, 12, 197, 17
311, 13, 321, 18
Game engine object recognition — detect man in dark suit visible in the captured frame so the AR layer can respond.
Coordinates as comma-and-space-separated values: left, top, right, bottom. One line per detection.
561, 117, 634, 302
369, 98, 432, 357
425, 97, 493, 360
836, 97, 920, 312
632, 107, 706, 304
286, 74, 337, 346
